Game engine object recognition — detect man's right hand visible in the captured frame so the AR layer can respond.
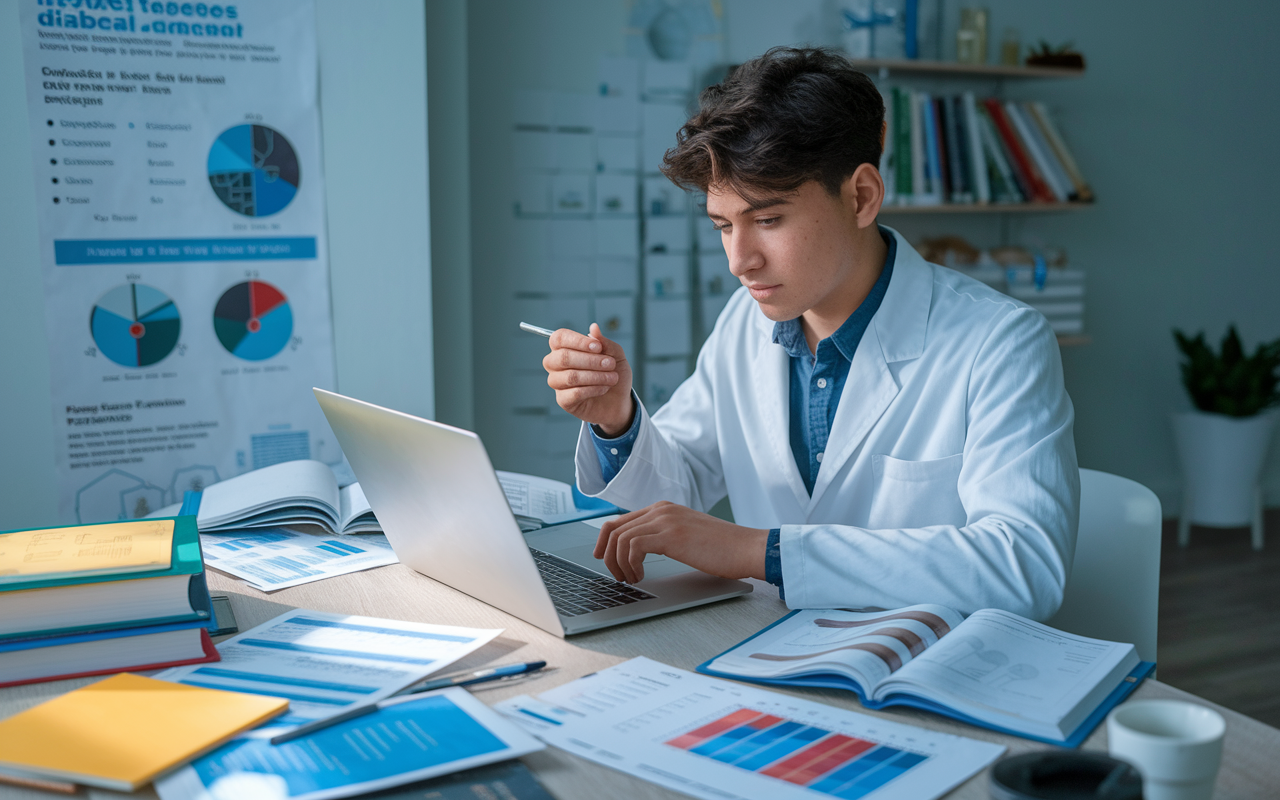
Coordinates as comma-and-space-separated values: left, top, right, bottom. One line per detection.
543, 323, 634, 436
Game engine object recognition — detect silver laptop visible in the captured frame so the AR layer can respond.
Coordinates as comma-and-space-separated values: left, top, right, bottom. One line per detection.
313, 389, 751, 637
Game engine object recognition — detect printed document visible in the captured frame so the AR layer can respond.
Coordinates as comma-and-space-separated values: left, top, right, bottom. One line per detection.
156, 609, 501, 727
497, 657, 1003, 800
156, 687, 542, 800
200, 529, 397, 591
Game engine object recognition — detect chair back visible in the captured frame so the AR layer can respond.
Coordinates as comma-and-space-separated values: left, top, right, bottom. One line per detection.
1046, 469, 1162, 663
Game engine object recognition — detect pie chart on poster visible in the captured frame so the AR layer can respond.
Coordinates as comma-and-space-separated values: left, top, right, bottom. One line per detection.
214, 280, 293, 361
207, 124, 300, 217
90, 283, 181, 368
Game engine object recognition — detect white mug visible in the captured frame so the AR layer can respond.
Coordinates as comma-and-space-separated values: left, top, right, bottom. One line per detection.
1107, 700, 1225, 800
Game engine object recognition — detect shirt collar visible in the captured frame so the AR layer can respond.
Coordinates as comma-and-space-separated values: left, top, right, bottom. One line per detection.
771, 225, 897, 360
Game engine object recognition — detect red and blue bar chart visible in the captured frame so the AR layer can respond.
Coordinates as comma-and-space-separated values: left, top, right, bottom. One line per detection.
666, 708, 929, 799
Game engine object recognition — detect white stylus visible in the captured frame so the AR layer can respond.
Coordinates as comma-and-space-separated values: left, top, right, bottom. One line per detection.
519, 321, 555, 337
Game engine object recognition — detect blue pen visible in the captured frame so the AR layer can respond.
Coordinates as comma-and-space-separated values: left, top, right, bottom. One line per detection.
403, 660, 548, 694
268, 661, 548, 745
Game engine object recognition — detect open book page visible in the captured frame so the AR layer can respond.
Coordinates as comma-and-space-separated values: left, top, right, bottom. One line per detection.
876, 609, 1139, 739
337, 482, 380, 532
704, 605, 966, 693
197, 459, 340, 529
496, 471, 574, 521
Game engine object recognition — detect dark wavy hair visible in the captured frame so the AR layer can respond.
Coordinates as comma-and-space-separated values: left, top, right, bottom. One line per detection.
661, 47, 884, 202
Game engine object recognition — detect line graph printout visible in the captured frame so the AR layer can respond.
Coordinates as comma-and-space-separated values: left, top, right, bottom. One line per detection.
497, 657, 1003, 800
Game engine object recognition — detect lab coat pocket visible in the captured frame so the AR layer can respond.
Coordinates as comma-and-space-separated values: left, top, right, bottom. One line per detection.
867, 453, 966, 530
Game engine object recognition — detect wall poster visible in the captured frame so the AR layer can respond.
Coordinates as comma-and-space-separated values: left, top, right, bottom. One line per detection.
19, 0, 338, 523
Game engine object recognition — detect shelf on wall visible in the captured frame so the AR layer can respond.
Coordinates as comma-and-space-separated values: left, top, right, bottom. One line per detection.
880, 202, 1093, 215
1056, 335, 1092, 347
848, 58, 1085, 79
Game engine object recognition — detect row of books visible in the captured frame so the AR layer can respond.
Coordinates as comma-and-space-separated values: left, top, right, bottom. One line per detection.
881, 89, 1094, 206
0, 515, 218, 688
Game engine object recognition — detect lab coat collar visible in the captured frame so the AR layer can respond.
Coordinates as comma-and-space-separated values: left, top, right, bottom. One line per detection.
868, 227, 931, 364
806, 228, 934, 510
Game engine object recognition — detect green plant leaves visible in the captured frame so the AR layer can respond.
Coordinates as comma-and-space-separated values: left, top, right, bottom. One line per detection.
1173, 325, 1280, 417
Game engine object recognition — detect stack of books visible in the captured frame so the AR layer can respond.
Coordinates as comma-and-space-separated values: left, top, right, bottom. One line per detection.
0, 515, 218, 687
881, 89, 1093, 207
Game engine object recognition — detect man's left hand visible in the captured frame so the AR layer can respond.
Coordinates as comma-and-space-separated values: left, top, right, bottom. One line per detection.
593, 501, 769, 584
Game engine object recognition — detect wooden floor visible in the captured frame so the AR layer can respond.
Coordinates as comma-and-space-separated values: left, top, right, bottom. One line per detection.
1158, 510, 1280, 728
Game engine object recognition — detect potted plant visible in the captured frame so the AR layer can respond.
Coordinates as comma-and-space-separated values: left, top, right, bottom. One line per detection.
1171, 326, 1280, 549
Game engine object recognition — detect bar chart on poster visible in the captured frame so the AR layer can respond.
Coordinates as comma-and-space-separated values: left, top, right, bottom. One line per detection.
498, 658, 1004, 800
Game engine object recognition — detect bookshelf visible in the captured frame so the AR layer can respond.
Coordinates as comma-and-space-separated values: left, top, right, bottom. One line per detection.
881, 201, 1091, 215
863, 58, 1092, 347
849, 58, 1085, 80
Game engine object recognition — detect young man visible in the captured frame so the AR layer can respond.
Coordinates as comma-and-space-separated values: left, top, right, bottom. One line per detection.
541, 48, 1078, 620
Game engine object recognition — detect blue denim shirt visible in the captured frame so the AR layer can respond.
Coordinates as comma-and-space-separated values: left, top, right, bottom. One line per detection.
592, 227, 897, 592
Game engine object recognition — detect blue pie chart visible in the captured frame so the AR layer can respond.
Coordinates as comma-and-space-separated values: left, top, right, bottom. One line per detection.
207, 124, 300, 217
90, 283, 181, 368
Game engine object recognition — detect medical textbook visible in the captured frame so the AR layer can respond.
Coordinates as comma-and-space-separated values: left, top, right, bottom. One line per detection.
698, 605, 1154, 747
0, 516, 213, 641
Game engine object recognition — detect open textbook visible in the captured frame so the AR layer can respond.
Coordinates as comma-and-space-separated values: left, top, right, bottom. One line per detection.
699, 606, 1154, 747
152, 460, 380, 534
155, 460, 620, 536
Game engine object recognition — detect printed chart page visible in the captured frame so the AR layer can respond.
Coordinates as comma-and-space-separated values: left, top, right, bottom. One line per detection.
156, 609, 501, 728
497, 657, 1003, 800
199, 529, 397, 591
156, 688, 543, 800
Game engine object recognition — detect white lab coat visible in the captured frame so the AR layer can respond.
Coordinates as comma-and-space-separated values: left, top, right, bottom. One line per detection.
575, 228, 1079, 620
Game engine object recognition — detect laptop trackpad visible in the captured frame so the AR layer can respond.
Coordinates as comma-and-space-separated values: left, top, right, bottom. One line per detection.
553, 544, 693, 580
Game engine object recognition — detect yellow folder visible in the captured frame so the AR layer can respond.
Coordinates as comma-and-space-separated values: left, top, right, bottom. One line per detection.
0, 672, 288, 790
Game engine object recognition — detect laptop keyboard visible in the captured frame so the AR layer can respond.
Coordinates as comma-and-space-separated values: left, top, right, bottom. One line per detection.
529, 548, 656, 617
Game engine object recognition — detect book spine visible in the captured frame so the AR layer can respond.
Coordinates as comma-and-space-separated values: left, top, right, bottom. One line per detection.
1006, 101, 1072, 201
0, 629, 218, 689
1029, 101, 1093, 201
963, 92, 990, 204
909, 90, 927, 204
977, 107, 1023, 202
984, 98, 1050, 202
919, 93, 943, 204
880, 90, 896, 205
1018, 102, 1077, 201
949, 95, 973, 203
894, 88, 913, 201
932, 96, 952, 202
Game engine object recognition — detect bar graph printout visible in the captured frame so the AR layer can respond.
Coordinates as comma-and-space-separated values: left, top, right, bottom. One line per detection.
497, 657, 1004, 800
156, 609, 501, 729
199, 529, 397, 591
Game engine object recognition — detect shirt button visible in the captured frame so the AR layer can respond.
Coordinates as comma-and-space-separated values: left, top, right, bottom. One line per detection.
816, 452, 824, 463
816, 378, 828, 389
610, 448, 618, 455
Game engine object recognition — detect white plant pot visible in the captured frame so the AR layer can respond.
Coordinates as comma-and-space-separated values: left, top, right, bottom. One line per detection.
1171, 410, 1277, 527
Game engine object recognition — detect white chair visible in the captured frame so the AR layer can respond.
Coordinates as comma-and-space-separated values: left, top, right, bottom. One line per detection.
1046, 469, 1162, 664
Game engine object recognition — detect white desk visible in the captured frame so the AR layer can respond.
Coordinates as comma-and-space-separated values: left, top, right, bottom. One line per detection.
3, 563, 1277, 799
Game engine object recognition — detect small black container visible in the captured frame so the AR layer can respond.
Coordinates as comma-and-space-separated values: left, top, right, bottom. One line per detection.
990, 751, 1143, 800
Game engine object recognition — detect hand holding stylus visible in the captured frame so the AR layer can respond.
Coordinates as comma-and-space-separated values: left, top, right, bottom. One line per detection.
526, 322, 635, 437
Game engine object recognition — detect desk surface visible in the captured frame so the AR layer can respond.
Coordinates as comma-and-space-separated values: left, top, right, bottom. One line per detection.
3, 563, 1278, 800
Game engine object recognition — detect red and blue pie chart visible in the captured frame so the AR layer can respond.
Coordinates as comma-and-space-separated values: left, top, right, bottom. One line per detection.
214, 280, 293, 361
90, 283, 181, 368
207, 124, 300, 217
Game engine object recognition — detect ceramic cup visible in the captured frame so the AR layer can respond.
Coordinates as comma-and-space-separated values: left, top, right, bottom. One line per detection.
1107, 700, 1225, 800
